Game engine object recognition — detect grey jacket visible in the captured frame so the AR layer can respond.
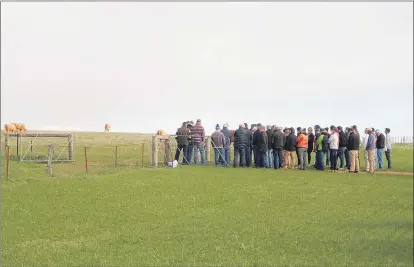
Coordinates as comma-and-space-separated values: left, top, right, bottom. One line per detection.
365, 132, 376, 150
211, 130, 226, 148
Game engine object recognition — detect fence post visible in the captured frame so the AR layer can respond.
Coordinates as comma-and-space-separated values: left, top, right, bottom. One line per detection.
5, 145, 9, 180
16, 134, 20, 157
30, 140, 33, 152
68, 133, 74, 161
205, 137, 211, 163
47, 144, 54, 177
115, 146, 118, 168
84, 147, 88, 173
164, 138, 171, 164
151, 135, 158, 167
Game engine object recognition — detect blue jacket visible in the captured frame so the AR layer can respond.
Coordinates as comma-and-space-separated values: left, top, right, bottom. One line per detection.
365, 132, 376, 150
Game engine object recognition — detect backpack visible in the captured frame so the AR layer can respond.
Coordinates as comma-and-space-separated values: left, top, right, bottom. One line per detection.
322, 134, 329, 152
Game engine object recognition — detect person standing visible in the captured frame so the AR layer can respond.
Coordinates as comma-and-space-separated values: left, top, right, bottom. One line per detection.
307, 127, 314, 167
363, 128, 370, 172
191, 119, 206, 165
233, 124, 247, 167
315, 129, 325, 171
256, 125, 268, 168
272, 126, 284, 169
221, 123, 232, 167
296, 127, 302, 167
185, 121, 194, 164
296, 128, 309, 170
337, 126, 347, 170
211, 124, 226, 166
347, 128, 360, 173
344, 127, 351, 170
384, 128, 392, 170
284, 128, 297, 169
375, 129, 386, 169
365, 128, 376, 173
266, 125, 274, 168
252, 124, 262, 168
329, 127, 339, 171
175, 122, 191, 164
244, 123, 253, 167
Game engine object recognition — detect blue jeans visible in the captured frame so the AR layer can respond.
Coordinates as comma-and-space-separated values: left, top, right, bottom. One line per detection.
316, 151, 325, 171
273, 148, 283, 169
330, 149, 338, 170
186, 145, 194, 165
245, 146, 252, 167
175, 145, 189, 164
259, 153, 267, 168
213, 148, 225, 166
223, 147, 231, 167
193, 143, 206, 164
233, 146, 246, 167
266, 149, 274, 168
376, 148, 384, 169
338, 147, 346, 168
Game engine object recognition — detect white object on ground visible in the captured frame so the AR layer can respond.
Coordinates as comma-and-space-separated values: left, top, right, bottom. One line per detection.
168, 160, 178, 168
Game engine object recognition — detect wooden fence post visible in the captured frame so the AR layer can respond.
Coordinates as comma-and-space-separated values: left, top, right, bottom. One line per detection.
5, 145, 9, 180
115, 146, 118, 168
151, 136, 158, 167
68, 133, 74, 161
205, 137, 211, 163
16, 134, 20, 157
30, 140, 33, 152
47, 144, 54, 176
164, 139, 171, 164
84, 147, 88, 173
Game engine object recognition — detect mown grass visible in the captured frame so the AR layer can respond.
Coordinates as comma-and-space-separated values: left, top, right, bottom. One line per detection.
1, 131, 413, 266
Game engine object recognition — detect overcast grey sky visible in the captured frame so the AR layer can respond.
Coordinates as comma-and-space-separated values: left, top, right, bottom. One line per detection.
1, 2, 413, 135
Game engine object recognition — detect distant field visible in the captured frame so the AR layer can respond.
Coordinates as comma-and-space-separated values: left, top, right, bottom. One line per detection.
1, 131, 413, 266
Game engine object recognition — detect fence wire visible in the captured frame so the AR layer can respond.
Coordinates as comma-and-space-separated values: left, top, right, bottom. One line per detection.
1, 134, 412, 180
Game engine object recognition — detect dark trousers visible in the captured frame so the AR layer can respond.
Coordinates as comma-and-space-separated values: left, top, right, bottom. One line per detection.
338, 147, 346, 168
330, 149, 338, 170
273, 148, 283, 169
307, 149, 312, 165
385, 150, 392, 169
259, 152, 267, 168
253, 147, 260, 167
316, 151, 325, 171
245, 146, 252, 167
345, 148, 350, 169
175, 145, 189, 164
326, 148, 330, 165
234, 146, 246, 167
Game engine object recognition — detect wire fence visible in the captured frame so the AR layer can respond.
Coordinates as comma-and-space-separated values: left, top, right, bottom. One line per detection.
1, 134, 413, 180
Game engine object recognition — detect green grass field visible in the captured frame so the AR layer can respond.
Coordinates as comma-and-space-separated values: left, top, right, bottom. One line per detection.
1, 132, 413, 266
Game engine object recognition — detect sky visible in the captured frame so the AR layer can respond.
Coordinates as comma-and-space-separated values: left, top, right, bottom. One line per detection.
1, 2, 413, 136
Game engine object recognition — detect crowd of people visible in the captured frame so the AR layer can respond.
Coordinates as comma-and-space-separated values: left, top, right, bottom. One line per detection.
174, 119, 393, 173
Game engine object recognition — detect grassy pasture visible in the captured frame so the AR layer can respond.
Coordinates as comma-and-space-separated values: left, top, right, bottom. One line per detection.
1, 131, 413, 266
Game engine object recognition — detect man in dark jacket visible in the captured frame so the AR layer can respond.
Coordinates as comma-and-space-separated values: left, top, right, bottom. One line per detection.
257, 125, 268, 168
185, 121, 194, 164
344, 127, 351, 170
325, 127, 332, 166
244, 123, 253, 167
252, 123, 262, 168
283, 127, 297, 169
175, 122, 191, 164
266, 125, 274, 168
272, 126, 284, 169
375, 129, 386, 169
347, 128, 360, 173
296, 127, 301, 167
233, 124, 247, 167
337, 126, 347, 169
220, 123, 232, 167
307, 127, 315, 166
